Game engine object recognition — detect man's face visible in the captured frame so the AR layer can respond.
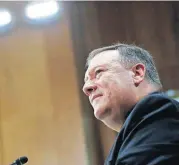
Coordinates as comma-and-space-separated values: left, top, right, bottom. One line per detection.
83, 50, 136, 129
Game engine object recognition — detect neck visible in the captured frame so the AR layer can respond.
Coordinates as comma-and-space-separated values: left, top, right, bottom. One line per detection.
136, 81, 161, 102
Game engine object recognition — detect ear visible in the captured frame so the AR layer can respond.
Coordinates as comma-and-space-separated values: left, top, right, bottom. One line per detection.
131, 63, 146, 86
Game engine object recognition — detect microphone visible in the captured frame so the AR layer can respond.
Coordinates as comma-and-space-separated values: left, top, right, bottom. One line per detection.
10, 156, 28, 165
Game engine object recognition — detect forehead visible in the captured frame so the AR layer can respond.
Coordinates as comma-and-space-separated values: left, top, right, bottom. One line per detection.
85, 50, 120, 78
87, 50, 119, 70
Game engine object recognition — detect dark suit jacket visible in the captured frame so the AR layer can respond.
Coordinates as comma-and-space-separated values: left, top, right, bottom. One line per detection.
105, 92, 179, 165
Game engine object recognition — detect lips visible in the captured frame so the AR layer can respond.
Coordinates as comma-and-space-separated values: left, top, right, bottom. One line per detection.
91, 94, 102, 103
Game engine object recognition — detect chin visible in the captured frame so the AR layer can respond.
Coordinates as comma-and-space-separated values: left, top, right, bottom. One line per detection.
94, 108, 103, 119
94, 107, 108, 120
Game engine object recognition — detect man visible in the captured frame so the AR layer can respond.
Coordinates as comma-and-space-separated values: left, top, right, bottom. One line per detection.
82, 43, 179, 165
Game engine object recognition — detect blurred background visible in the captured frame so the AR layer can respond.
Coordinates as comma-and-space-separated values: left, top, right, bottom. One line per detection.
0, 1, 179, 165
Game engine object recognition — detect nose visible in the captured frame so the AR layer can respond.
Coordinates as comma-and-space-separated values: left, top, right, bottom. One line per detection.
83, 81, 97, 96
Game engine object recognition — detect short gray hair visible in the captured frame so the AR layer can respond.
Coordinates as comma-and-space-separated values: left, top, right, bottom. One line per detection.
86, 43, 162, 88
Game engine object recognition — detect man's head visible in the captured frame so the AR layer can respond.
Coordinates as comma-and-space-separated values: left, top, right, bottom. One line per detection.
83, 43, 162, 131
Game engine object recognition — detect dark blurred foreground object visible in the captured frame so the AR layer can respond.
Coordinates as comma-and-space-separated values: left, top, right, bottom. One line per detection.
10, 156, 28, 165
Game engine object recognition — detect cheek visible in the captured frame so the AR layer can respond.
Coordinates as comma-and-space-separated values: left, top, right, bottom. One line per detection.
98, 76, 121, 95
97, 71, 132, 93
97, 77, 112, 90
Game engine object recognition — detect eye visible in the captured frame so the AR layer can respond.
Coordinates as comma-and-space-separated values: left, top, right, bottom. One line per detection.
96, 68, 103, 74
96, 69, 102, 74
95, 68, 104, 78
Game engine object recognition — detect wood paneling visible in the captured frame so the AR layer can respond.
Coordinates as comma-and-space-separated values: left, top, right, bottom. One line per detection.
0, 2, 86, 165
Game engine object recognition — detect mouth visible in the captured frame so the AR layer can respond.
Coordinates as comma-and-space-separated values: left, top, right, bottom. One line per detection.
91, 94, 102, 103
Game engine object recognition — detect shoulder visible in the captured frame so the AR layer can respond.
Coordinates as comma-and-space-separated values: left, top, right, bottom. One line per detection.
105, 92, 179, 165
125, 91, 179, 125
122, 91, 179, 140
116, 92, 179, 164
139, 91, 179, 109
